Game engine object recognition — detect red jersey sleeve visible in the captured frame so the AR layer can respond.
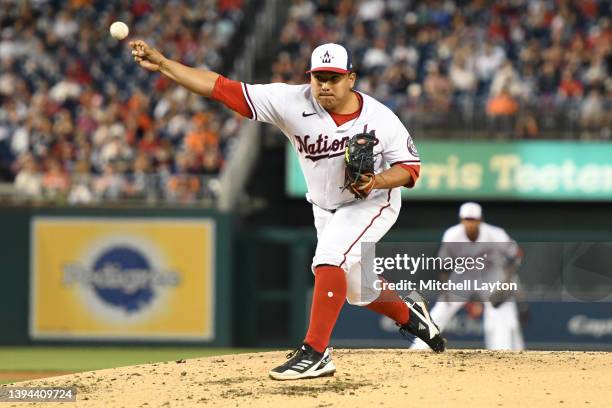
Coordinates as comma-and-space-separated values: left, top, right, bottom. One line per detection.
210, 75, 253, 119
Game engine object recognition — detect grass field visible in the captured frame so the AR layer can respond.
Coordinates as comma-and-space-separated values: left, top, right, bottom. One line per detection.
0, 346, 262, 384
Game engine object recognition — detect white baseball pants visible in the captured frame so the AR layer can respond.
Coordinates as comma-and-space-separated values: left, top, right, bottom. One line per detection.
311, 189, 401, 306
411, 299, 525, 350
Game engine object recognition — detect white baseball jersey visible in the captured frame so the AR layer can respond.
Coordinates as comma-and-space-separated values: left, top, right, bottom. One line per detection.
439, 222, 520, 283
441, 222, 514, 244
241, 83, 420, 210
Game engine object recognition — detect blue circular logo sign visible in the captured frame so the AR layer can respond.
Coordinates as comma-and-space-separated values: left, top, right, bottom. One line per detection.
92, 246, 154, 313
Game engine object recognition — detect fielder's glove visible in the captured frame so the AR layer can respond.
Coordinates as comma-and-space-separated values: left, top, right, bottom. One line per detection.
343, 131, 377, 199
489, 290, 512, 308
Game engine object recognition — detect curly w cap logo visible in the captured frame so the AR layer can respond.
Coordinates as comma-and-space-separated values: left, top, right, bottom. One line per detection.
321, 50, 332, 63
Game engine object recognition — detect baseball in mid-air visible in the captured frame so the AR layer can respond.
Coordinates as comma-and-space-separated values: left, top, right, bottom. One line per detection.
109, 21, 129, 40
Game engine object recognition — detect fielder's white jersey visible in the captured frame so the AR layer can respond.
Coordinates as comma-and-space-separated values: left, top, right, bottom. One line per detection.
439, 222, 520, 283
441, 222, 514, 244
241, 83, 420, 210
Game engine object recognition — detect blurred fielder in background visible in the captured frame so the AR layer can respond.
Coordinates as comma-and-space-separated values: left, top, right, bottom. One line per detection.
412, 202, 525, 350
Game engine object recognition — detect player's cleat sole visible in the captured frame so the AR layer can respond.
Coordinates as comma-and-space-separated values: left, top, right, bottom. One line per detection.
269, 344, 336, 380
399, 291, 446, 353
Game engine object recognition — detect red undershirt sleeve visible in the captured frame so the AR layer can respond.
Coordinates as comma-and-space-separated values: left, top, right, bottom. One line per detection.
393, 163, 421, 188
210, 75, 253, 119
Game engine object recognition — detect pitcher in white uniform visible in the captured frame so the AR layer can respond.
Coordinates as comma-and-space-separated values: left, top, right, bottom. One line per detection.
411, 202, 525, 350
130, 40, 445, 380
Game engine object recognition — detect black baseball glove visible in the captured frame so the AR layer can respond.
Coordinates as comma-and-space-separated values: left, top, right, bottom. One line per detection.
343, 132, 377, 199
489, 289, 512, 308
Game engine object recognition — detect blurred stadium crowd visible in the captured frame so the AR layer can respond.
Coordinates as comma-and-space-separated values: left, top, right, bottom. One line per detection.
276, 0, 611, 138
0, 0, 244, 203
0, 0, 610, 203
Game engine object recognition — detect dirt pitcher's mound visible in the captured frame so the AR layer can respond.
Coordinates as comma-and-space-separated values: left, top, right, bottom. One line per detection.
5, 349, 612, 407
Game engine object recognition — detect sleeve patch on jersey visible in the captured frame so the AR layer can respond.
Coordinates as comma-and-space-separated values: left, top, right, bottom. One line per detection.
407, 138, 419, 158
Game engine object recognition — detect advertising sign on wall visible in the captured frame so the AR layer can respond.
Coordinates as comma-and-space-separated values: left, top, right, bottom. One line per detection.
287, 141, 612, 200
30, 217, 215, 341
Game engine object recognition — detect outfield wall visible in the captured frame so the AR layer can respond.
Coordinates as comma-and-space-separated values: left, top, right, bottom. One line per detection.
236, 228, 612, 351
1, 207, 610, 350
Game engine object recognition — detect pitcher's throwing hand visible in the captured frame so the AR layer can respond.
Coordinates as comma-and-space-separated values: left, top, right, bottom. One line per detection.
129, 40, 165, 72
